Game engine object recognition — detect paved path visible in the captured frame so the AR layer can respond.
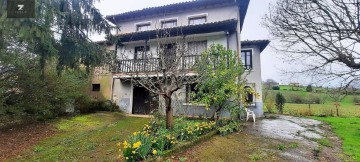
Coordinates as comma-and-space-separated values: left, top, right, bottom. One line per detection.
245, 115, 346, 162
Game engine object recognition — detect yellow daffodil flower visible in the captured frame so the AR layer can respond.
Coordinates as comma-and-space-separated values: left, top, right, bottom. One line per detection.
152, 150, 158, 155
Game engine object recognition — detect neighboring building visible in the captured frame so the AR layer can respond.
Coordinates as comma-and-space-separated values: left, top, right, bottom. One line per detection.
92, 0, 269, 117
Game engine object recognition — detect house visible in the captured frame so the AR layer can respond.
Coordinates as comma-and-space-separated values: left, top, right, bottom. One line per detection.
91, 0, 269, 117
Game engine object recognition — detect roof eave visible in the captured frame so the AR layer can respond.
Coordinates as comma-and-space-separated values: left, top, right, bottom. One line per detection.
241, 40, 270, 53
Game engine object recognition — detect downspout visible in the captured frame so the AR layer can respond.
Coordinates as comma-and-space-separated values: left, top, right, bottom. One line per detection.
226, 30, 230, 50
111, 78, 115, 102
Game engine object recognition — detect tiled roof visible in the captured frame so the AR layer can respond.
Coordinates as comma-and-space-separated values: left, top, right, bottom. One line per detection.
241, 40, 270, 53
116, 19, 238, 42
106, 0, 250, 30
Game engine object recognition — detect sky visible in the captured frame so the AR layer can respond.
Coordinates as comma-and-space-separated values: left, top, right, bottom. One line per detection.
93, 0, 290, 84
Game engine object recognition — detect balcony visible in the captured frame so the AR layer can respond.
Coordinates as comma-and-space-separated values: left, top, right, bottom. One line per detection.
112, 55, 200, 73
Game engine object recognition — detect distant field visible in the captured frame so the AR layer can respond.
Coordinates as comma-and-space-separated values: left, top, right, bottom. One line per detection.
264, 85, 360, 117
267, 85, 358, 105
280, 103, 360, 117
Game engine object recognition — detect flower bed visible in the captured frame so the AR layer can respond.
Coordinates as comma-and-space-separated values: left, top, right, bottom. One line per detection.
118, 117, 216, 161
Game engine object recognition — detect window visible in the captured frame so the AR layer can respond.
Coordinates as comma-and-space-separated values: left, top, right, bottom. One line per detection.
161, 43, 176, 68
189, 16, 206, 25
244, 86, 254, 104
161, 20, 177, 28
241, 50, 252, 69
92, 84, 100, 92
186, 83, 198, 103
134, 46, 149, 59
188, 41, 207, 55
136, 23, 151, 31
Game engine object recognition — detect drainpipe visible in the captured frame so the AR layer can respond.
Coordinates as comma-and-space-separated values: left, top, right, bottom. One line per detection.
111, 78, 115, 102
226, 30, 230, 50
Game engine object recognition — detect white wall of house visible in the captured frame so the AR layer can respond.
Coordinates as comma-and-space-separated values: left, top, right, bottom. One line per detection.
113, 79, 133, 113
107, 2, 265, 118
116, 5, 239, 34
242, 46, 263, 117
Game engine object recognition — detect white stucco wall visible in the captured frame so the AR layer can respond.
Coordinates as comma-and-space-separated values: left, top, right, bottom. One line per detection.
108, 3, 265, 117
241, 46, 263, 117
115, 5, 239, 34
113, 79, 133, 113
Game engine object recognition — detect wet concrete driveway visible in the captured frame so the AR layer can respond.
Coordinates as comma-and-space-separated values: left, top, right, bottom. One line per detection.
245, 115, 347, 162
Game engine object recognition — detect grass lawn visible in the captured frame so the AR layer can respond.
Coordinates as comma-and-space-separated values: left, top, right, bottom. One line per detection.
171, 133, 284, 162
311, 117, 360, 161
8, 112, 149, 162
282, 103, 360, 117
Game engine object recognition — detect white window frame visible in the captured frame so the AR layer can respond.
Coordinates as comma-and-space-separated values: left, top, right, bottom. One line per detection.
187, 13, 208, 25
159, 17, 178, 28
134, 21, 152, 31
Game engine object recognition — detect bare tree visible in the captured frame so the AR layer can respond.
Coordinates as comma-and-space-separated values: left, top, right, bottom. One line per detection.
263, 79, 279, 90
264, 0, 360, 88
113, 28, 202, 129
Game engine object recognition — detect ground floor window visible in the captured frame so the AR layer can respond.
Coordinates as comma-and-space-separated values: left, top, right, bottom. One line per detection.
185, 83, 198, 103
244, 85, 255, 105
92, 84, 100, 91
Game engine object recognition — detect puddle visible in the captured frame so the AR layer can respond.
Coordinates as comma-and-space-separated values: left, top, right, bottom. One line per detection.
247, 115, 323, 141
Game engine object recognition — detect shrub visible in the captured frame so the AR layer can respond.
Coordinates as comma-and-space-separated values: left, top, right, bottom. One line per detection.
287, 94, 305, 104
119, 117, 216, 161
263, 91, 275, 113
272, 86, 280, 90
217, 120, 242, 136
353, 96, 360, 104
307, 94, 321, 104
275, 93, 286, 114
76, 99, 119, 114
306, 85, 313, 92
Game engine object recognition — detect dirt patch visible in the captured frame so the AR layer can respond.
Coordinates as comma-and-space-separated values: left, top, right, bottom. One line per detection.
0, 122, 56, 161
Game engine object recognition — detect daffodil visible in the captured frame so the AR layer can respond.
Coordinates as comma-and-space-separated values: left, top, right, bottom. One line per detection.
132, 151, 136, 154
132, 141, 141, 148
152, 149, 158, 155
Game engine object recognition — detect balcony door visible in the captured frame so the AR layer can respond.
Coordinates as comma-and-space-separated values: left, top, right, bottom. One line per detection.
162, 43, 176, 69
134, 46, 149, 72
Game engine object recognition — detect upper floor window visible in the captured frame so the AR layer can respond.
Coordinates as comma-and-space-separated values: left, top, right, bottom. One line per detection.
188, 41, 207, 55
136, 23, 151, 31
134, 46, 149, 59
241, 49, 252, 69
161, 20, 177, 28
189, 16, 207, 25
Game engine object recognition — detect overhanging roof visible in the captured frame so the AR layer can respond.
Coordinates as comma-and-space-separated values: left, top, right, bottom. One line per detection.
117, 19, 238, 43
106, 0, 250, 30
242, 40, 270, 53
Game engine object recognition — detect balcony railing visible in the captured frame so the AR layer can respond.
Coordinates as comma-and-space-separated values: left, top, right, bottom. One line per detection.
112, 55, 200, 73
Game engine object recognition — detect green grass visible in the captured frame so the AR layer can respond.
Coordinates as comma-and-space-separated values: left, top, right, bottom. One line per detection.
8, 112, 149, 162
282, 103, 360, 117
311, 117, 360, 161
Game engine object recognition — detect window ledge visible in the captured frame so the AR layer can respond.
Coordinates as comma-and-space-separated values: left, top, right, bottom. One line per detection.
183, 103, 206, 106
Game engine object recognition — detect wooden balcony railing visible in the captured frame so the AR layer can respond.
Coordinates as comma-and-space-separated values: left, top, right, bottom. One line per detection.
112, 55, 201, 73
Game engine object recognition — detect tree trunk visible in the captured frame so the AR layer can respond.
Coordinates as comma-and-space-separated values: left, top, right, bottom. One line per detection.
164, 94, 173, 130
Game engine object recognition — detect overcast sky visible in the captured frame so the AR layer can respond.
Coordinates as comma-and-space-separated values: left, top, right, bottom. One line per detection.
94, 0, 291, 84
